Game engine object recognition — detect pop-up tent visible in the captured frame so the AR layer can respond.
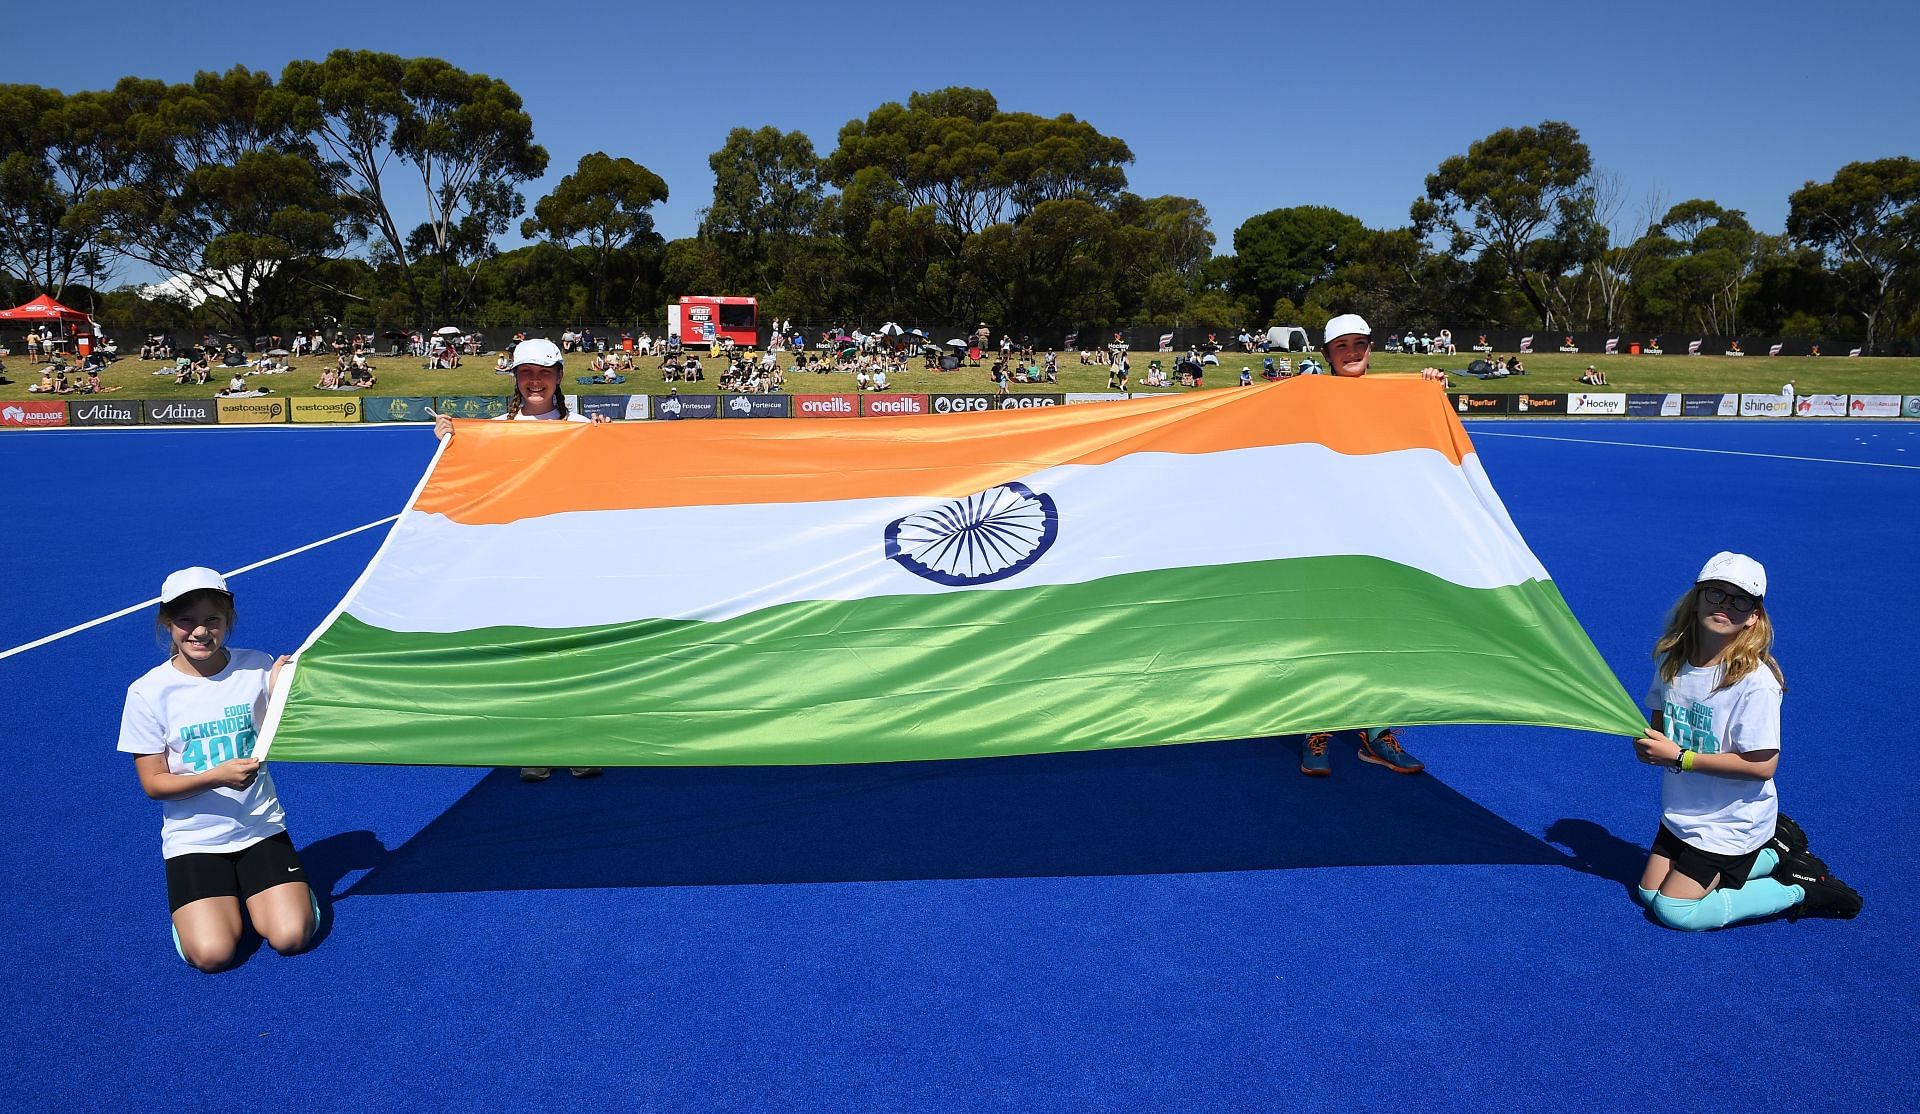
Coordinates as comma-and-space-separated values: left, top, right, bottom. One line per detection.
0, 294, 93, 328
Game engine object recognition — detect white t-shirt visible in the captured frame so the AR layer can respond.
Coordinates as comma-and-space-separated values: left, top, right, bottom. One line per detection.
492, 407, 591, 422
1645, 661, 1782, 855
118, 648, 288, 858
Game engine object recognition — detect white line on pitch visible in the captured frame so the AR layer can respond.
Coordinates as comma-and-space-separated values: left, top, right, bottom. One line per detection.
0, 514, 400, 662
1471, 430, 1920, 471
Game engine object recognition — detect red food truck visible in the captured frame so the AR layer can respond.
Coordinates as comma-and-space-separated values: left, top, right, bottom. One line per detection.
667, 295, 758, 351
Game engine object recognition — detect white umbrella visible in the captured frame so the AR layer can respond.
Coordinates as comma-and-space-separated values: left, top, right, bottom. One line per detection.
266, 348, 290, 356
435, 325, 463, 336
877, 322, 905, 337
946, 338, 969, 348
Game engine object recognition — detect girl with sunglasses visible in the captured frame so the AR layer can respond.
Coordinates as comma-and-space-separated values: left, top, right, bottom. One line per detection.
1630, 552, 1861, 929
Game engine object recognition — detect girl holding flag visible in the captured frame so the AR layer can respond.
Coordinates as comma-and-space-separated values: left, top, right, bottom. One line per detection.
1629, 552, 1861, 929
1297, 313, 1445, 777
434, 337, 608, 782
119, 568, 317, 971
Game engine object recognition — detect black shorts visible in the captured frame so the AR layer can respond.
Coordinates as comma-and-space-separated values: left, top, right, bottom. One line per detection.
1652, 823, 1763, 892
164, 831, 306, 912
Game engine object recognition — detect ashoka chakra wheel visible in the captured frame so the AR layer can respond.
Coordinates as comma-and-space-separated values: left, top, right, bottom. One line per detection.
885, 481, 1059, 586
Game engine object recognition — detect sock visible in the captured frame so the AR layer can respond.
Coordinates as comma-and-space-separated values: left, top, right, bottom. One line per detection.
1651, 879, 1804, 931
1747, 848, 1779, 881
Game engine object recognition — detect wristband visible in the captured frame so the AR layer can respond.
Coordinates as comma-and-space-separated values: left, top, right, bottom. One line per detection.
1680, 751, 1696, 772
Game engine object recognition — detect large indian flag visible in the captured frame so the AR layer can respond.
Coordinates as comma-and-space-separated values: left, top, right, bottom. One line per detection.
258, 378, 1643, 766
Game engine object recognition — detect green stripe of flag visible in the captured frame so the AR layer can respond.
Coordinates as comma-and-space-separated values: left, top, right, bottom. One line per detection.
272, 554, 1643, 767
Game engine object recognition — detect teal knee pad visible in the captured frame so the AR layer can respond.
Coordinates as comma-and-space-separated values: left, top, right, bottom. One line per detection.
1635, 886, 1659, 909
1650, 893, 1723, 932
1749, 848, 1779, 881
310, 888, 322, 933
171, 922, 187, 964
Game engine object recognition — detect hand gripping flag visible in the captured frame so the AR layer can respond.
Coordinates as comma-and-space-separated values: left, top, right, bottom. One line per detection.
258, 379, 1645, 767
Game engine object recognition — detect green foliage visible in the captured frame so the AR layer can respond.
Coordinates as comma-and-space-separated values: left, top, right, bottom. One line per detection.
524, 152, 668, 318
1787, 157, 1920, 352
278, 50, 547, 320
1413, 121, 1596, 327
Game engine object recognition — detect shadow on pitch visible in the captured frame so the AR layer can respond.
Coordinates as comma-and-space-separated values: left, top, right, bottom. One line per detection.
346, 736, 1571, 894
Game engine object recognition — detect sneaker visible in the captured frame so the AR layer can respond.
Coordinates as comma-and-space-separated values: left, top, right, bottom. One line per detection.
569, 767, 603, 779
519, 767, 552, 782
1767, 813, 1808, 858
1776, 850, 1863, 921
1300, 733, 1333, 777
1356, 729, 1423, 774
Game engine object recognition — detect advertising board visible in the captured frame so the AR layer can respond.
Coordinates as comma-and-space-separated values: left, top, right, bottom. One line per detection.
67, 400, 141, 426
654, 394, 718, 420
1681, 394, 1736, 417
1451, 393, 1510, 415
1513, 393, 1565, 415
1625, 394, 1682, 417
1791, 394, 1845, 417
793, 393, 857, 418
1, 400, 69, 427
1847, 394, 1901, 417
435, 395, 509, 420
1066, 393, 1131, 405
142, 399, 216, 425
721, 395, 792, 418
1567, 393, 1627, 415
859, 394, 928, 417
576, 395, 631, 421
997, 394, 1064, 410
929, 393, 995, 415
363, 396, 435, 423
292, 397, 363, 423
216, 397, 288, 424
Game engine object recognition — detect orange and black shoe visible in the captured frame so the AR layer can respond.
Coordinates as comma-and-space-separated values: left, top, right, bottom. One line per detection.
1300, 733, 1334, 777
1356, 729, 1424, 774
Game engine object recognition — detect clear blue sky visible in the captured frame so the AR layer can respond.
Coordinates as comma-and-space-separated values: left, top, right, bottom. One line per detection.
19, 0, 1920, 269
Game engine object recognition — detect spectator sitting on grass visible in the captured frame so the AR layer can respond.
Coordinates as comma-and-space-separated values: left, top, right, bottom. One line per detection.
226, 372, 249, 394
316, 366, 341, 390
348, 357, 376, 388
1579, 364, 1608, 387
1506, 356, 1526, 375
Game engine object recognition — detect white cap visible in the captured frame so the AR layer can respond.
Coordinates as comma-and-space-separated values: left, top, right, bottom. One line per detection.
510, 338, 563, 368
161, 567, 230, 604
1323, 313, 1371, 346
1696, 551, 1766, 598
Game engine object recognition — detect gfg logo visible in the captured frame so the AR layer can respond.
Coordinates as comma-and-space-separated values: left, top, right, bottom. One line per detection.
998, 397, 1057, 409
932, 396, 989, 413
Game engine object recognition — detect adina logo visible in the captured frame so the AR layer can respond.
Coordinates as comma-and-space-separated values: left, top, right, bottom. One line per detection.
76, 403, 136, 421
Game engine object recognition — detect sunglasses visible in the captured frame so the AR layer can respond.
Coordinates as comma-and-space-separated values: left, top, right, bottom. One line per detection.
1701, 585, 1758, 613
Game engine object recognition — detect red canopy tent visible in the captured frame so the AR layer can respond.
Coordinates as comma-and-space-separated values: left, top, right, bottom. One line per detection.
0, 294, 93, 328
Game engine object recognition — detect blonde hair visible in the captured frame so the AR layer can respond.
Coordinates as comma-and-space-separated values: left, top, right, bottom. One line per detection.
1652, 585, 1785, 692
